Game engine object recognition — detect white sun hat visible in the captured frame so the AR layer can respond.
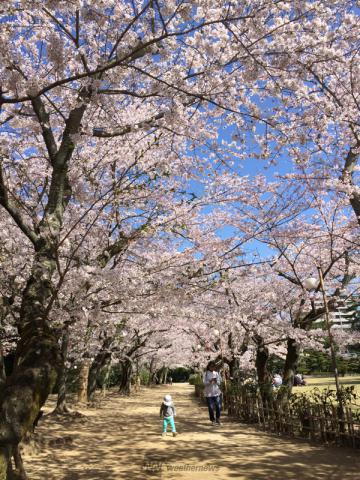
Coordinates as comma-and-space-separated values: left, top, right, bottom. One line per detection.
163, 394, 172, 406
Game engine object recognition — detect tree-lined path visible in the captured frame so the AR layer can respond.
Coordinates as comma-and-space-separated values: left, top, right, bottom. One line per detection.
2, 3, 360, 478
23, 384, 360, 480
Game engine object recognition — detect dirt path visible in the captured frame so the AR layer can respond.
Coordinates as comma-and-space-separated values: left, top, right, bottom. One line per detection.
23, 383, 360, 480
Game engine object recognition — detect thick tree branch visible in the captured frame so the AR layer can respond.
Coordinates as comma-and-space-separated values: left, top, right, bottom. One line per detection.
0, 161, 39, 245
97, 218, 152, 268
31, 96, 58, 163
341, 144, 360, 222
276, 271, 301, 286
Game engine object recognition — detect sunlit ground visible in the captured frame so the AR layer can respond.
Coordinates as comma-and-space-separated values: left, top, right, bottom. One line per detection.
23, 383, 360, 480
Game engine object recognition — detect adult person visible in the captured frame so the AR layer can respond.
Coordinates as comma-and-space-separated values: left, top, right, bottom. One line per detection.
203, 361, 222, 426
272, 373, 283, 388
294, 373, 306, 386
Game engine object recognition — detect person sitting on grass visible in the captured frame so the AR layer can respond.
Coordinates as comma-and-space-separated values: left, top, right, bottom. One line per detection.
160, 394, 177, 437
294, 373, 306, 386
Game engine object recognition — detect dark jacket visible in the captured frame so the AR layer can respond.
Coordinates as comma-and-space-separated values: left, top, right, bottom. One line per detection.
160, 402, 176, 418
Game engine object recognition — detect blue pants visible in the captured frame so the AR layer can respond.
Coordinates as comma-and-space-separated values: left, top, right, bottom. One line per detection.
163, 415, 176, 432
206, 395, 221, 422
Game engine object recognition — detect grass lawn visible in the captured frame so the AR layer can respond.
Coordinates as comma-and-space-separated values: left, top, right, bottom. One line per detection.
293, 375, 360, 399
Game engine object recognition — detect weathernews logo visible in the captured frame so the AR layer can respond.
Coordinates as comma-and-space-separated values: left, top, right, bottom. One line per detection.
142, 463, 220, 472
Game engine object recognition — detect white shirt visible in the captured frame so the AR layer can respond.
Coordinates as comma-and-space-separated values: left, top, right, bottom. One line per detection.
203, 370, 222, 397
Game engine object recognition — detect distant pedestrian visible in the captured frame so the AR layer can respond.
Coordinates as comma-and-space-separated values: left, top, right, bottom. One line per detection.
272, 373, 283, 388
160, 394, 177, 437
203, 361, 222, 426
168, 376, 173, 385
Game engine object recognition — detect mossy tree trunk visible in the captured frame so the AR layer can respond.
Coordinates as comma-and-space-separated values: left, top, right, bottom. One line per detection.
0, 244, 62, 477
0, 92, 89, 478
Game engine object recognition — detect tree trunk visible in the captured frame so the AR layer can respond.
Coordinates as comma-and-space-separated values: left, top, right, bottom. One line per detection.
13, 445, 27, 480
0, 348, 6, 389
54, 326, 70, 413
0, 87, 89, 479
148, 357, 156, 386
87, 337, 112, 402
277, 338, 300, 404
341, 147, 360, 225
77, 360, 91, 404
0, 446, 12, 480
254, 336, 272, 402
0, 247, 61, 478
229, 357, 240, 380
119, 359, 132, 395
158, 366, 168, 384
102, 364, 111, 398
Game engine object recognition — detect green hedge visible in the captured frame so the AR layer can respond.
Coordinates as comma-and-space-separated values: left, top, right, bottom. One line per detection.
189, 373, 203, 386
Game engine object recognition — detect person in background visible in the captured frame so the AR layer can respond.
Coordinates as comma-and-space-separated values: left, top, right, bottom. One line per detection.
203, 361, 222, 426
160, 394, 177, 437
272, 373, 283, 388
294, 373, 306, 386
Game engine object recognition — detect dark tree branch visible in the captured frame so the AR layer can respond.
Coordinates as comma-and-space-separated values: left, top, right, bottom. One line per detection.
31, 96, 58, 163
0, 161, 38, 245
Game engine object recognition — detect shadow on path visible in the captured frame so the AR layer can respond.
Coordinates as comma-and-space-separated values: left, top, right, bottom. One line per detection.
23, 384, 360, 480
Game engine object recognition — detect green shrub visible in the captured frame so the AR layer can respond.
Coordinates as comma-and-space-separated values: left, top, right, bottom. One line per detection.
189, 373, 203, 386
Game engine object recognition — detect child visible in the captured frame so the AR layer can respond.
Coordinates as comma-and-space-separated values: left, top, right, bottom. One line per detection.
160, 394, 177, 437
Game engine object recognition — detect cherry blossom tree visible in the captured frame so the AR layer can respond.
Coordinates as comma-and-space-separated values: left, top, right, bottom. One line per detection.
0, 2, 359, 477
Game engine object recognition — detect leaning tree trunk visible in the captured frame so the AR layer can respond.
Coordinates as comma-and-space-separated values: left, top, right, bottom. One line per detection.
254, 336, 272, 402
87, 337, 112, 402
0, 246, 62, 478
119, 359, 133, 395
